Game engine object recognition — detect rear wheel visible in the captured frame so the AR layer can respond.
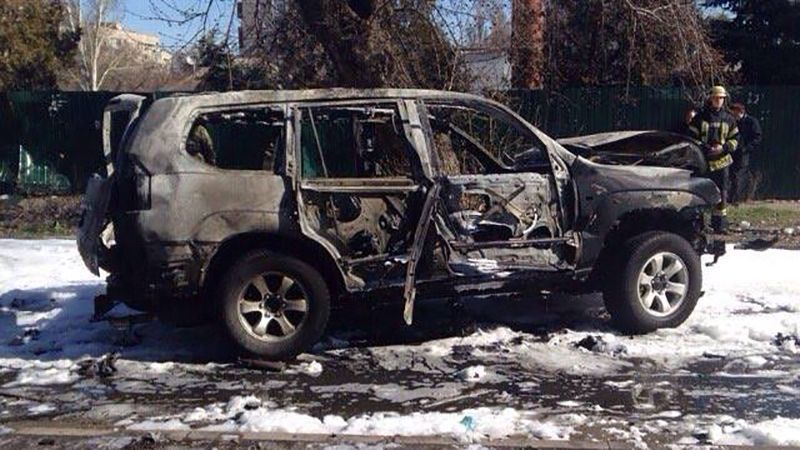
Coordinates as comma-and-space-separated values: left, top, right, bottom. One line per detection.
219, 250, 330, 360
603, 232, 702, 334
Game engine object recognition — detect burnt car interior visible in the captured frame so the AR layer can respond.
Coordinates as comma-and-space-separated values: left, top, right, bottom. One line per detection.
424, 103, 570, 276
297, 103, 427, 288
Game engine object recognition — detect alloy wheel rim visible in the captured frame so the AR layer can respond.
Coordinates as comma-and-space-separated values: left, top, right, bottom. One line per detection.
237, 271, 309, 342
637, 252, 689, 318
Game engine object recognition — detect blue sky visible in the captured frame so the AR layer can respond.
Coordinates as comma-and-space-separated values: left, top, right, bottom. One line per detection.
121, 0, 235, 50
120, 0, 729, 51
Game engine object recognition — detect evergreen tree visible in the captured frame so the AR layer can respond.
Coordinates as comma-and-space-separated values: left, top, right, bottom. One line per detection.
705, 0, 800, 84
0, 0, 79, 90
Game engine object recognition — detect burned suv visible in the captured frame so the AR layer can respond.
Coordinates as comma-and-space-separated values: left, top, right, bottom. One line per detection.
78, 90, 724, 360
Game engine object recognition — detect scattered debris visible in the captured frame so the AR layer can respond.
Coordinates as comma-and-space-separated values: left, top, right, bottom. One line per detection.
575, 335, 601, 351
773, 333, 800, 352
783, 227, 795, 236
125, 432, 161, 448
77, 353, 119, 378
9, 297, 56, 311
237, 358, 286, 372
735, 236, 780, 251
8, 327, 40, 346
574, 335, 628, 356
739, 220, 751, 228
37, 437, 56, 446
460, 415, 476, 431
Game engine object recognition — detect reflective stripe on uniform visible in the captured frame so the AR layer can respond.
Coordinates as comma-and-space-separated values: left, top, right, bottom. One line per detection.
708, 154, 733, 171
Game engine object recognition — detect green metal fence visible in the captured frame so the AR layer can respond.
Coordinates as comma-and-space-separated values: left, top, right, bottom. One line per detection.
0, 87, 798, 198
0, 91, 126, 195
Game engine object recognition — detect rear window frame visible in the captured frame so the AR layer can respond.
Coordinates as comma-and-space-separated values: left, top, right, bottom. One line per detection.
180, 102, 290, 175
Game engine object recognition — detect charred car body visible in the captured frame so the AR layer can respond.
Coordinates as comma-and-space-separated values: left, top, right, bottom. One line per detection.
78, 90, 725, 359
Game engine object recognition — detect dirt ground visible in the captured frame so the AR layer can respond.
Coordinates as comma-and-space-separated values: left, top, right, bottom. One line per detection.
726, 200, 800, 249
0, 195, 81, 238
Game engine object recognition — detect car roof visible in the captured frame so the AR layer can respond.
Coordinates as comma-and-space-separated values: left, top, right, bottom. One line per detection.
158, 88, 490, 106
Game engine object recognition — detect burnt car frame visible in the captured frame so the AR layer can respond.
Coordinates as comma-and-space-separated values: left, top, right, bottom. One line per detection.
78, 89, 725, 359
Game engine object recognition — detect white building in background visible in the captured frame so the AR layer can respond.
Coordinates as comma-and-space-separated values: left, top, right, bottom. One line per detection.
102, 22, 172, 66
461, 47, 512, 91
236, 0, 288, 55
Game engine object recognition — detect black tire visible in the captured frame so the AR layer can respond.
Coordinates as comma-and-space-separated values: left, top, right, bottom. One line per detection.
603, 231, 702, 334
218, 250, 330, 360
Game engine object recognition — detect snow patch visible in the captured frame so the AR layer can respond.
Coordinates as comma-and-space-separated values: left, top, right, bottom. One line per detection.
707, 417, 800, 446
457, 365, 487, 382
135, 395, 580, 442
3, 360, 78, 387
291, 360, 323, 376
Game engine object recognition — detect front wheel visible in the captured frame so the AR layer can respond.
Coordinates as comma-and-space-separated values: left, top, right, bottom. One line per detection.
218, 250, 330, 360
603, 232, 702, 334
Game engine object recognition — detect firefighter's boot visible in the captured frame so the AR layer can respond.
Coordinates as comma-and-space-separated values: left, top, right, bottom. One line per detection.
711, 213, 728, 234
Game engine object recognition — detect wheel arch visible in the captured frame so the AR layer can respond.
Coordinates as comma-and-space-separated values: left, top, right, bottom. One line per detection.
589, 206, 704, 287
200, 232, 346, 303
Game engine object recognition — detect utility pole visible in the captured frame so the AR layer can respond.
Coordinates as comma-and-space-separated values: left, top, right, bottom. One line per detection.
511, 0, 544, 88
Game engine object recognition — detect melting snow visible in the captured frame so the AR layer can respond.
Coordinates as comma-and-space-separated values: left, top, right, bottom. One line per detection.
2, 239, 800, 446
142, 394, 582, 442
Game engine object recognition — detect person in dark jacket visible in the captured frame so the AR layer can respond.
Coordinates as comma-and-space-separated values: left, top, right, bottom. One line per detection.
688, 86, 739, 233
729, 103, 763, 204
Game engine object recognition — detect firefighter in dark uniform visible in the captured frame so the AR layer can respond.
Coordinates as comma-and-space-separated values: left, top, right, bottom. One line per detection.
688, 86, 739, 233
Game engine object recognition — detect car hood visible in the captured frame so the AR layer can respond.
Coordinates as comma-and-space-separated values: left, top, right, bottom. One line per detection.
571, 156, 720, 206
558, 130, 707, 175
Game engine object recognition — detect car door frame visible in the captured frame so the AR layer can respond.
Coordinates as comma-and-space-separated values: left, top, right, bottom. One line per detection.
417, 97, 577, 276
288, 98, 435, 293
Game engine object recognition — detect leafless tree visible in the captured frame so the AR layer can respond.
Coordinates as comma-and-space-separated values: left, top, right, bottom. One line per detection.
544, 0, 727, 93
139, 0, 725, 95
61, 0, 183, 91
62, 0, 124, 91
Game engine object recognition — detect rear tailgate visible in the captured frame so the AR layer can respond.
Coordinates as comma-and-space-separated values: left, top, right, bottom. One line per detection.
76, 94, 147, 275
77, 175, 112, 275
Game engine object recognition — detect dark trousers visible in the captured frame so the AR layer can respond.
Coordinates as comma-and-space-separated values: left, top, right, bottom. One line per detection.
709, 167, 729, 231
729, 153, 750, 204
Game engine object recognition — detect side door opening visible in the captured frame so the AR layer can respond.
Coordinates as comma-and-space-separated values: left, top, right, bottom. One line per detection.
422, 101, 573, 276
293, 101, 430, 291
